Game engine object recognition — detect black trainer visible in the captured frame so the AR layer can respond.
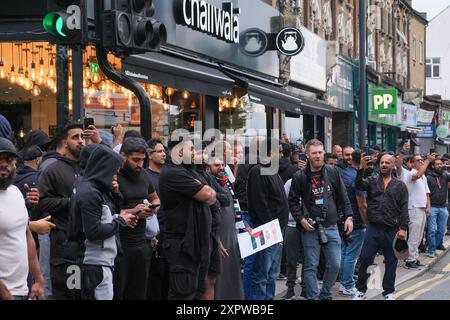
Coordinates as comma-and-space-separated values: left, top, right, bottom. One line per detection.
414, 260, 425, 267
405, 261, 419, 269
437, 244, 446, 251
282, 289, 296, 300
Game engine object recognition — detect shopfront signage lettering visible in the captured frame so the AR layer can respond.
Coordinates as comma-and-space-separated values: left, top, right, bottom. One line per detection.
175, 0, 239, 44
124, 70, 149, 80
371, 88, 397, 115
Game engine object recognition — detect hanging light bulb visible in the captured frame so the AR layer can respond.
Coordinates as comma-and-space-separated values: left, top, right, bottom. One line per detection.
128, 98, 132, 107
84, 63, 91, 79
19, 129, 25, 139
23, 78, 33, 90
106, 99, 113, 109
91, 73, 100, 84
37, 75, 44, 85
0, 68, 6, 79
7, 67, 16, 84
52, 85, 57, 94
181, 90, 190, 100
163, 103, 169, 111
231, 97, 239, 108
222, 98, 230, 109
31, 83, 41, 96
17, 73, 24, 87
85, 96, 91, 105
165, 87, 174, 97
69, 103, 72, 111
69, 91, 72, 100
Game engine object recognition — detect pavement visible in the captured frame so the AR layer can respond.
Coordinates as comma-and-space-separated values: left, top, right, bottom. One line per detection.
273, 234, 450, 300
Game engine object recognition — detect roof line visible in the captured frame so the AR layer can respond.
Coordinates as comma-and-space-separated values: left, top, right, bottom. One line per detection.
429, 4, 450, 22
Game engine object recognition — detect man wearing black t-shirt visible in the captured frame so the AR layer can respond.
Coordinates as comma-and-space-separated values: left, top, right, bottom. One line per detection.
113, 137, 160, 300
159, 138, 216, 300
289, 139, 353, 300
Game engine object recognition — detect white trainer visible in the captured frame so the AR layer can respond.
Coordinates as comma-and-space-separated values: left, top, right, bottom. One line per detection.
352, 290, 366, 300
339, 286, 358, 296
384, 293, 395, 300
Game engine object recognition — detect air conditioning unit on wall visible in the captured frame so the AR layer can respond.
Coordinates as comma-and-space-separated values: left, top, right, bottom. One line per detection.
367, 60, 377, 70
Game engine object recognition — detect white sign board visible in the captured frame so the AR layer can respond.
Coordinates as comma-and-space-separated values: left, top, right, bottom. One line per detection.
237, 218, 283, 258
290, 26, 326, 91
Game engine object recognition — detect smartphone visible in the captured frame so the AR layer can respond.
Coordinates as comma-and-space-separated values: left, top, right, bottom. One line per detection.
150, 204, 160, 210
299, 153, 307, 161
83, 117, 94, 130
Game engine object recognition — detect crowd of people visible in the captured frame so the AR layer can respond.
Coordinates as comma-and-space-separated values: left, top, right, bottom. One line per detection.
1, 113, 449, 301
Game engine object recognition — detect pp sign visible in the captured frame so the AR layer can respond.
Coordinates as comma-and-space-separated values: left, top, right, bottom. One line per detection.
372, 89, 397, 115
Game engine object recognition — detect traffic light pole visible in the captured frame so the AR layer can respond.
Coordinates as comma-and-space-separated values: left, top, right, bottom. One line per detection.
56, 45, 69, 127
72, 45, 84, 123
94, 0, 152, 140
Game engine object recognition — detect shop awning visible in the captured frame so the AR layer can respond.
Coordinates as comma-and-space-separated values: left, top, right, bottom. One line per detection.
219, 68, 304, 115
405, 126, 424, 134
220, 67, 339, 117
122, 53, 235, 98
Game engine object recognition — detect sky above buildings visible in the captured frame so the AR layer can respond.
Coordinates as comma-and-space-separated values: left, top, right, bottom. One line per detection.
412, 0, 450, 20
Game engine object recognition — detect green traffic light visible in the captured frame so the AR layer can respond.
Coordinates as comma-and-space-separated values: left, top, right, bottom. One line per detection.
43, 12, 67, 38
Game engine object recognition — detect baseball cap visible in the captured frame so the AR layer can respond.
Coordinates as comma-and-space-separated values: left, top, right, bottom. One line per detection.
21, 145, 44, 161
0, 137, 18, 157
393, 236, 409, 260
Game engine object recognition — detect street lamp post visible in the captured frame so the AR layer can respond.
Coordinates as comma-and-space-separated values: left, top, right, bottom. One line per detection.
359, 0, 367, 148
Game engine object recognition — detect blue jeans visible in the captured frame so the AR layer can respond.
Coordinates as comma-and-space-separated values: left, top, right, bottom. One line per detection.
302, 225, 341, 300
427, 207, 449, 253
339, 228, 366, 289
250, 243, 283, 300
38, 234, 53, 300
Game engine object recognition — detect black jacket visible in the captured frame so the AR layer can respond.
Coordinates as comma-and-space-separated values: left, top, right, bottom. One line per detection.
355, 169, 409, 230
247, 163, 289, 228
278, 158, 299, 184
39, 155, 80, 231
288, 164, 353, 227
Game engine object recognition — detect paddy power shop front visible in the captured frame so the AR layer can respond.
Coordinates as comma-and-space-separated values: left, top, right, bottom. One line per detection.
368, 87, 401, 152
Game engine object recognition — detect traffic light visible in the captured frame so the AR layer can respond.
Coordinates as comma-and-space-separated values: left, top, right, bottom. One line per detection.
43, 0, 86, 45
102, 0, 167, 53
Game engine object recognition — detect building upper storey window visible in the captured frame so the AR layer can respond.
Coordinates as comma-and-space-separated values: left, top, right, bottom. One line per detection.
426, 58, 440, 78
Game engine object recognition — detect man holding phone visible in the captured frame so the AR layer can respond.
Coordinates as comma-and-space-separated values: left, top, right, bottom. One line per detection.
82, 118, 102, 145
114, 137, 161, 300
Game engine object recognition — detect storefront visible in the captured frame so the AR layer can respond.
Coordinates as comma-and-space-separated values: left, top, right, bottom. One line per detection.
0, 0, 338, 145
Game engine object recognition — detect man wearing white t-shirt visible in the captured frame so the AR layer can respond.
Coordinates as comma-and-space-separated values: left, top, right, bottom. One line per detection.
0, 137, 44, 300
397, 144, 434, 268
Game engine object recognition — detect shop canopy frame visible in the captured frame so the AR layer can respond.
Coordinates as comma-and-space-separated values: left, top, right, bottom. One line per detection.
122, 52, 235, 99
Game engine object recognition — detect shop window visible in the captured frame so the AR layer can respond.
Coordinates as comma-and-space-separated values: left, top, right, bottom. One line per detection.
0, 41, 57, 144
218, 94, 267, 139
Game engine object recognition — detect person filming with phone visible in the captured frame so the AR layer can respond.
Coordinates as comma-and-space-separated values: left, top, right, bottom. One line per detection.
396, 142, 434, 268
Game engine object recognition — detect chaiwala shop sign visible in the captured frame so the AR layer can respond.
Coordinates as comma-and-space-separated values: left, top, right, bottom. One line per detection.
372, 88, 398, 115
175, 0, 239, 43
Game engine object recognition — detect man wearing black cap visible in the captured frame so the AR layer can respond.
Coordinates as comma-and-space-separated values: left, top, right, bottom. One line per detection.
0, 137, 45, 300
24, 129, 52, 152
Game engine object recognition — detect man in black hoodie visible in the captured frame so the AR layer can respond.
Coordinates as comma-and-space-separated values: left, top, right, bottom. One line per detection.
247, 137, 289, 300
38, 123, 86, 300
72, 144, 137, 300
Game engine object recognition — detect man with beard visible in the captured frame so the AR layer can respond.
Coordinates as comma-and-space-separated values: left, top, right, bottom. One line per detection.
353, 153, 409, 300
159, 138, 216, 300
39, 122, 100, 300
209, 156, 244, 300
397, 144, 433, 268
289, 139, 353, 300
114, 137, 160, 300
426, 158, 450, 257
0, 137, 45, 300
337, 147, 367, 297
145, 139, 168, 300
72, 145, 137, 300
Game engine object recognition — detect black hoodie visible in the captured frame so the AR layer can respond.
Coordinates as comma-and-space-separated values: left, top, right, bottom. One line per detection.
278, 158, 299, 183
74, 144, 126, 267
247, 163, 289, 228
39, 155, 80, 230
